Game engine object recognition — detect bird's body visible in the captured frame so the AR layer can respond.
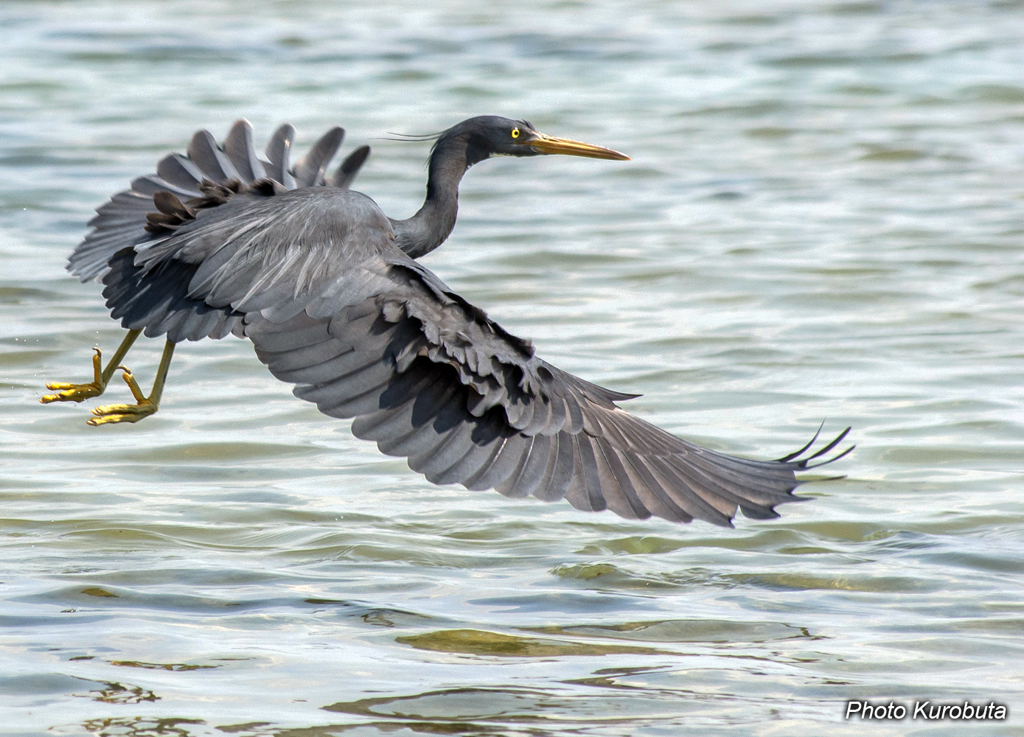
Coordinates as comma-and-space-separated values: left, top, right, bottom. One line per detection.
44, 116, 850, 526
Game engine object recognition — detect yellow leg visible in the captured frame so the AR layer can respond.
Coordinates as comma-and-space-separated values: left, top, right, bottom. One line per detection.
88, 340, 176, 426
41, 329, 142, 404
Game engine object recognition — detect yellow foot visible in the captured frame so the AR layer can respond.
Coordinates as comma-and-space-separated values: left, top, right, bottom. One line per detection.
88, 399, 157, 425
86, 366, 159, 426
41, 381, 103, 403
41, 348, 105, 403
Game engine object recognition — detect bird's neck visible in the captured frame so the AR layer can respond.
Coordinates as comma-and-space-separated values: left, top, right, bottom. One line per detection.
391, 135, 473, 259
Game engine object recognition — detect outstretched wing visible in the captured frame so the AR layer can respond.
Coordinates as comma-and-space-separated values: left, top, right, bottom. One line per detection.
69, 119, 372, 283
242, 257, 851, 527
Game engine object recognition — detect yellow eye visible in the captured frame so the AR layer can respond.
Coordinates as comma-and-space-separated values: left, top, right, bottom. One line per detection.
511, 127, 520, 139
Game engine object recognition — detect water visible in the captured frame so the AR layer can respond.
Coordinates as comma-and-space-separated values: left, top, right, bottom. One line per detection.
2, 1, 1023, 735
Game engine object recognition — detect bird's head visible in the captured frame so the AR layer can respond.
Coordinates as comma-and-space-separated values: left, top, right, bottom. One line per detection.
435, 116, 629, 168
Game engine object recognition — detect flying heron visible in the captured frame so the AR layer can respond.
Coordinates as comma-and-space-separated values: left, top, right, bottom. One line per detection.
42, 115, 851, 527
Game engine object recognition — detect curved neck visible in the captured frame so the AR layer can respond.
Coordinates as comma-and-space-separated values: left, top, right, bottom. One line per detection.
391, 134, 474, 259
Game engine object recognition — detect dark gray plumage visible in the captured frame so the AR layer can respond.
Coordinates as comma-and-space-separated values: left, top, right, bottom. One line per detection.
57, 116, 851, 526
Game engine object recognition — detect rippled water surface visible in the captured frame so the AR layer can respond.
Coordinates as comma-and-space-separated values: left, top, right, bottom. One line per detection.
2, 1, 1024, 735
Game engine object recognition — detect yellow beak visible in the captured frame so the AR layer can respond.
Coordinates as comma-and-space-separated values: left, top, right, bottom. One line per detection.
523, 132, 630, 160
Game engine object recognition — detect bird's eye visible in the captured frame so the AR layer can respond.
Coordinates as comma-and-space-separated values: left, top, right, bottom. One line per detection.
510, 127, 520, 139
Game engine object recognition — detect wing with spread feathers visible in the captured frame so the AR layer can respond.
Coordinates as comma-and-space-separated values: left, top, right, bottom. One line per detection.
239, 256, 851, 527
69, 119, 371, 284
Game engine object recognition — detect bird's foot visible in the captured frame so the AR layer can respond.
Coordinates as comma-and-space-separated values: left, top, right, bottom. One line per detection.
88, 399, 157, 425
42, 381, 104, 403
41, 348, 106, 403
86, 367, 159, 426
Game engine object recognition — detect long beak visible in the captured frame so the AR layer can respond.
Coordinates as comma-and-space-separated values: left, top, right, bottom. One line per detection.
524, 132, 630, 160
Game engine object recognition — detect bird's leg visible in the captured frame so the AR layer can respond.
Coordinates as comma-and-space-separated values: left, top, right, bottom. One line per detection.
41, 329, 142, 404
88, 340, 176, 426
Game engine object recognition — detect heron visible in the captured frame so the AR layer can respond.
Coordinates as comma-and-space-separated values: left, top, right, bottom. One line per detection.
42, 115, 851, 526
